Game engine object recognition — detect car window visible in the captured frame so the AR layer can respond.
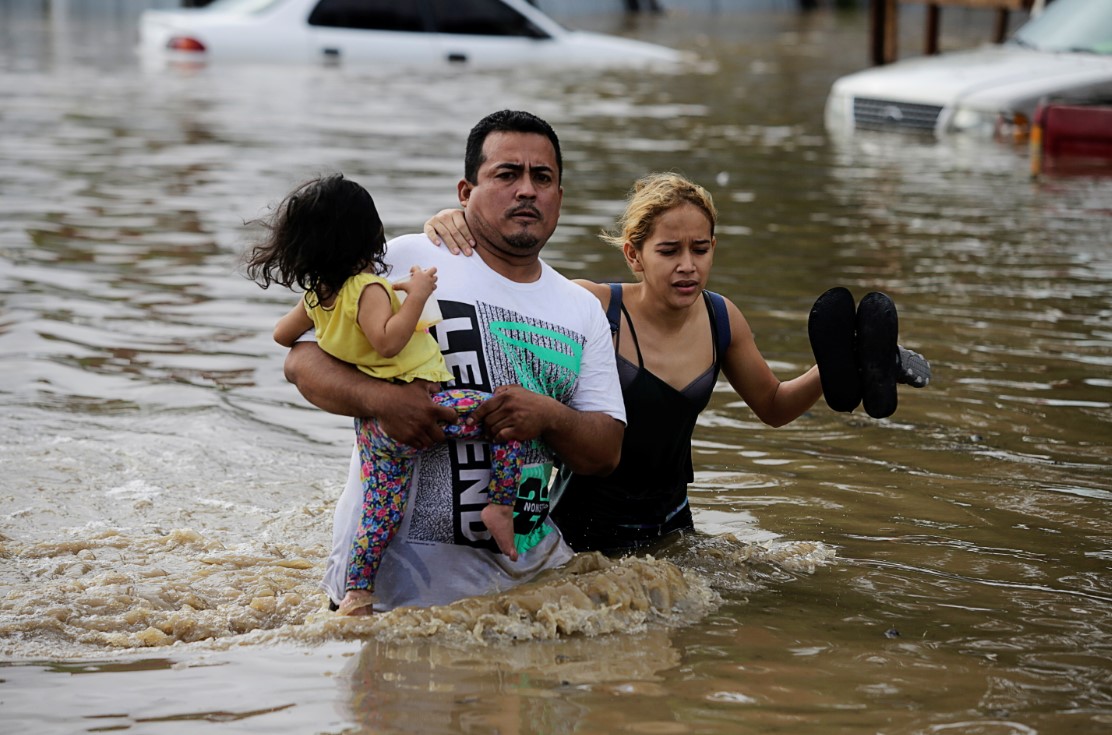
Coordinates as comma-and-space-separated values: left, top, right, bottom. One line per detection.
428, 0, 549, 38
308, 0, 426, 32
1012, 0, 1112, 55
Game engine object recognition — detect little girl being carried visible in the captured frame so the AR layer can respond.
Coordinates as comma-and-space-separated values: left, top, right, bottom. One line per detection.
245, 174, 521, 616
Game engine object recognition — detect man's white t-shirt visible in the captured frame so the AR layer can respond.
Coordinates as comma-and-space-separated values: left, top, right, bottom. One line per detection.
320, 234, 625, 610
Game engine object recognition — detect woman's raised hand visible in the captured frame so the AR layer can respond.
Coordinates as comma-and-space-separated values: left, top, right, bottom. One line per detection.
423, 208, 475, 256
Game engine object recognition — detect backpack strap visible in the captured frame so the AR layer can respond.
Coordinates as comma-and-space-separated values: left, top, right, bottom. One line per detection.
605, 283, 623, 335
704, 290, 732, 362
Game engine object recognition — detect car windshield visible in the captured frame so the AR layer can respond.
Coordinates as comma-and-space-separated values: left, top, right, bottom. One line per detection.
1011, 0, 1112, 55
201, 0, 286, 15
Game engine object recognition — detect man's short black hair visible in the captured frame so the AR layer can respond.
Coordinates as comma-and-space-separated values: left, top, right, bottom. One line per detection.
464, 110, 562, 185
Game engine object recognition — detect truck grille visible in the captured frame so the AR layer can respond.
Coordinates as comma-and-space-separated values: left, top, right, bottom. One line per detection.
853, 97, 942, 133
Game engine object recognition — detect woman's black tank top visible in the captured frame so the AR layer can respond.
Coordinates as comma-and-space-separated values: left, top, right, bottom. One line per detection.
550, 284, 731, 552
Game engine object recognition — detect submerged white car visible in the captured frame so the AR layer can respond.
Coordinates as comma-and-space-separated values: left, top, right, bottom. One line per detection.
825, 0, 1112, 138
138, 0, 684, 69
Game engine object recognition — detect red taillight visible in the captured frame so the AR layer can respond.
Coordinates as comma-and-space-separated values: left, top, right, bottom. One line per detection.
167, 36, 206, 52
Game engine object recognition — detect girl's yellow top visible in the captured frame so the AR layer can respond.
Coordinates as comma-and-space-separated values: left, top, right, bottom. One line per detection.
306, 273, 453, 383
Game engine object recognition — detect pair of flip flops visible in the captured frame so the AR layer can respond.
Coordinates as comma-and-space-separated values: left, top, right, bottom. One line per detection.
809, 287, 899, 419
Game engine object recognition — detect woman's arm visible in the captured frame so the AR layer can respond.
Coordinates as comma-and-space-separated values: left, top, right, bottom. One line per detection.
719, 299, 822, 428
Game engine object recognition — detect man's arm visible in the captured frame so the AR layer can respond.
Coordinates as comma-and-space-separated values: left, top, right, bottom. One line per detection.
283, 341, 455, 449
471, 385, 622, 476
542, 405, 623, 477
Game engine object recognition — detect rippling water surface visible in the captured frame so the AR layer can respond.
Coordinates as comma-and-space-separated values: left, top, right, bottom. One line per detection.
1, 3, 1110, 734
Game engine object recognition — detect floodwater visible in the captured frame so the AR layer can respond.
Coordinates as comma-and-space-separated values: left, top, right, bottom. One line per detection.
2, 3, 1111, 734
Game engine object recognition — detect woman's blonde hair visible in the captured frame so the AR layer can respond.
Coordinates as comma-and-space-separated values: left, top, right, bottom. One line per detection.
601, 172, 717, 250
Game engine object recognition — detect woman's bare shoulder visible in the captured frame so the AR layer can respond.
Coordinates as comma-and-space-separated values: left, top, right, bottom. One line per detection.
572, 279, 612, 306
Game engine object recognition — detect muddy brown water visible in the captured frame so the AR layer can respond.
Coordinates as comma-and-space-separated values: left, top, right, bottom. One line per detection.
1, 4, 1110, 734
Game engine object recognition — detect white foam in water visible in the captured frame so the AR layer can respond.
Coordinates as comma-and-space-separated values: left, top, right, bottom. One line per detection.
105, 479, 163, 501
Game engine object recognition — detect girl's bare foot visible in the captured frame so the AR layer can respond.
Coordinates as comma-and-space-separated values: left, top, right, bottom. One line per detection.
481, 503, 518, 561
337, 589, 374, 616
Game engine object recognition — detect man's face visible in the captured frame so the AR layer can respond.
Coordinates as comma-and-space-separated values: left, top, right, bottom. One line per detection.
459, 131, 563, 265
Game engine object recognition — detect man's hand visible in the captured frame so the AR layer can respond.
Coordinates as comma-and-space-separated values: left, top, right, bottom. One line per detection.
471, 385, 554, 443
472, 385, 623, 476
376, 380, 454, 450
284, 342, 455, 449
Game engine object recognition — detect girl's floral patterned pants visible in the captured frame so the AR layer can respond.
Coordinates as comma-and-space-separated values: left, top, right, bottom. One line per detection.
346, 388, 523, 593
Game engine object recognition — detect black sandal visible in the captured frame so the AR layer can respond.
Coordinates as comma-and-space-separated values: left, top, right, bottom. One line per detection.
809, 286, 861, 413
856, 292, 899, 419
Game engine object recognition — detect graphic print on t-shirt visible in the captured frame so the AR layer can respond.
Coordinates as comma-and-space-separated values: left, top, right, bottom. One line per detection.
405, 299, 584, 554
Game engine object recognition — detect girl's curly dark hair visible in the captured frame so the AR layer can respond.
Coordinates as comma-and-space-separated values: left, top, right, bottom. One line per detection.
244, 174, 387, 307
